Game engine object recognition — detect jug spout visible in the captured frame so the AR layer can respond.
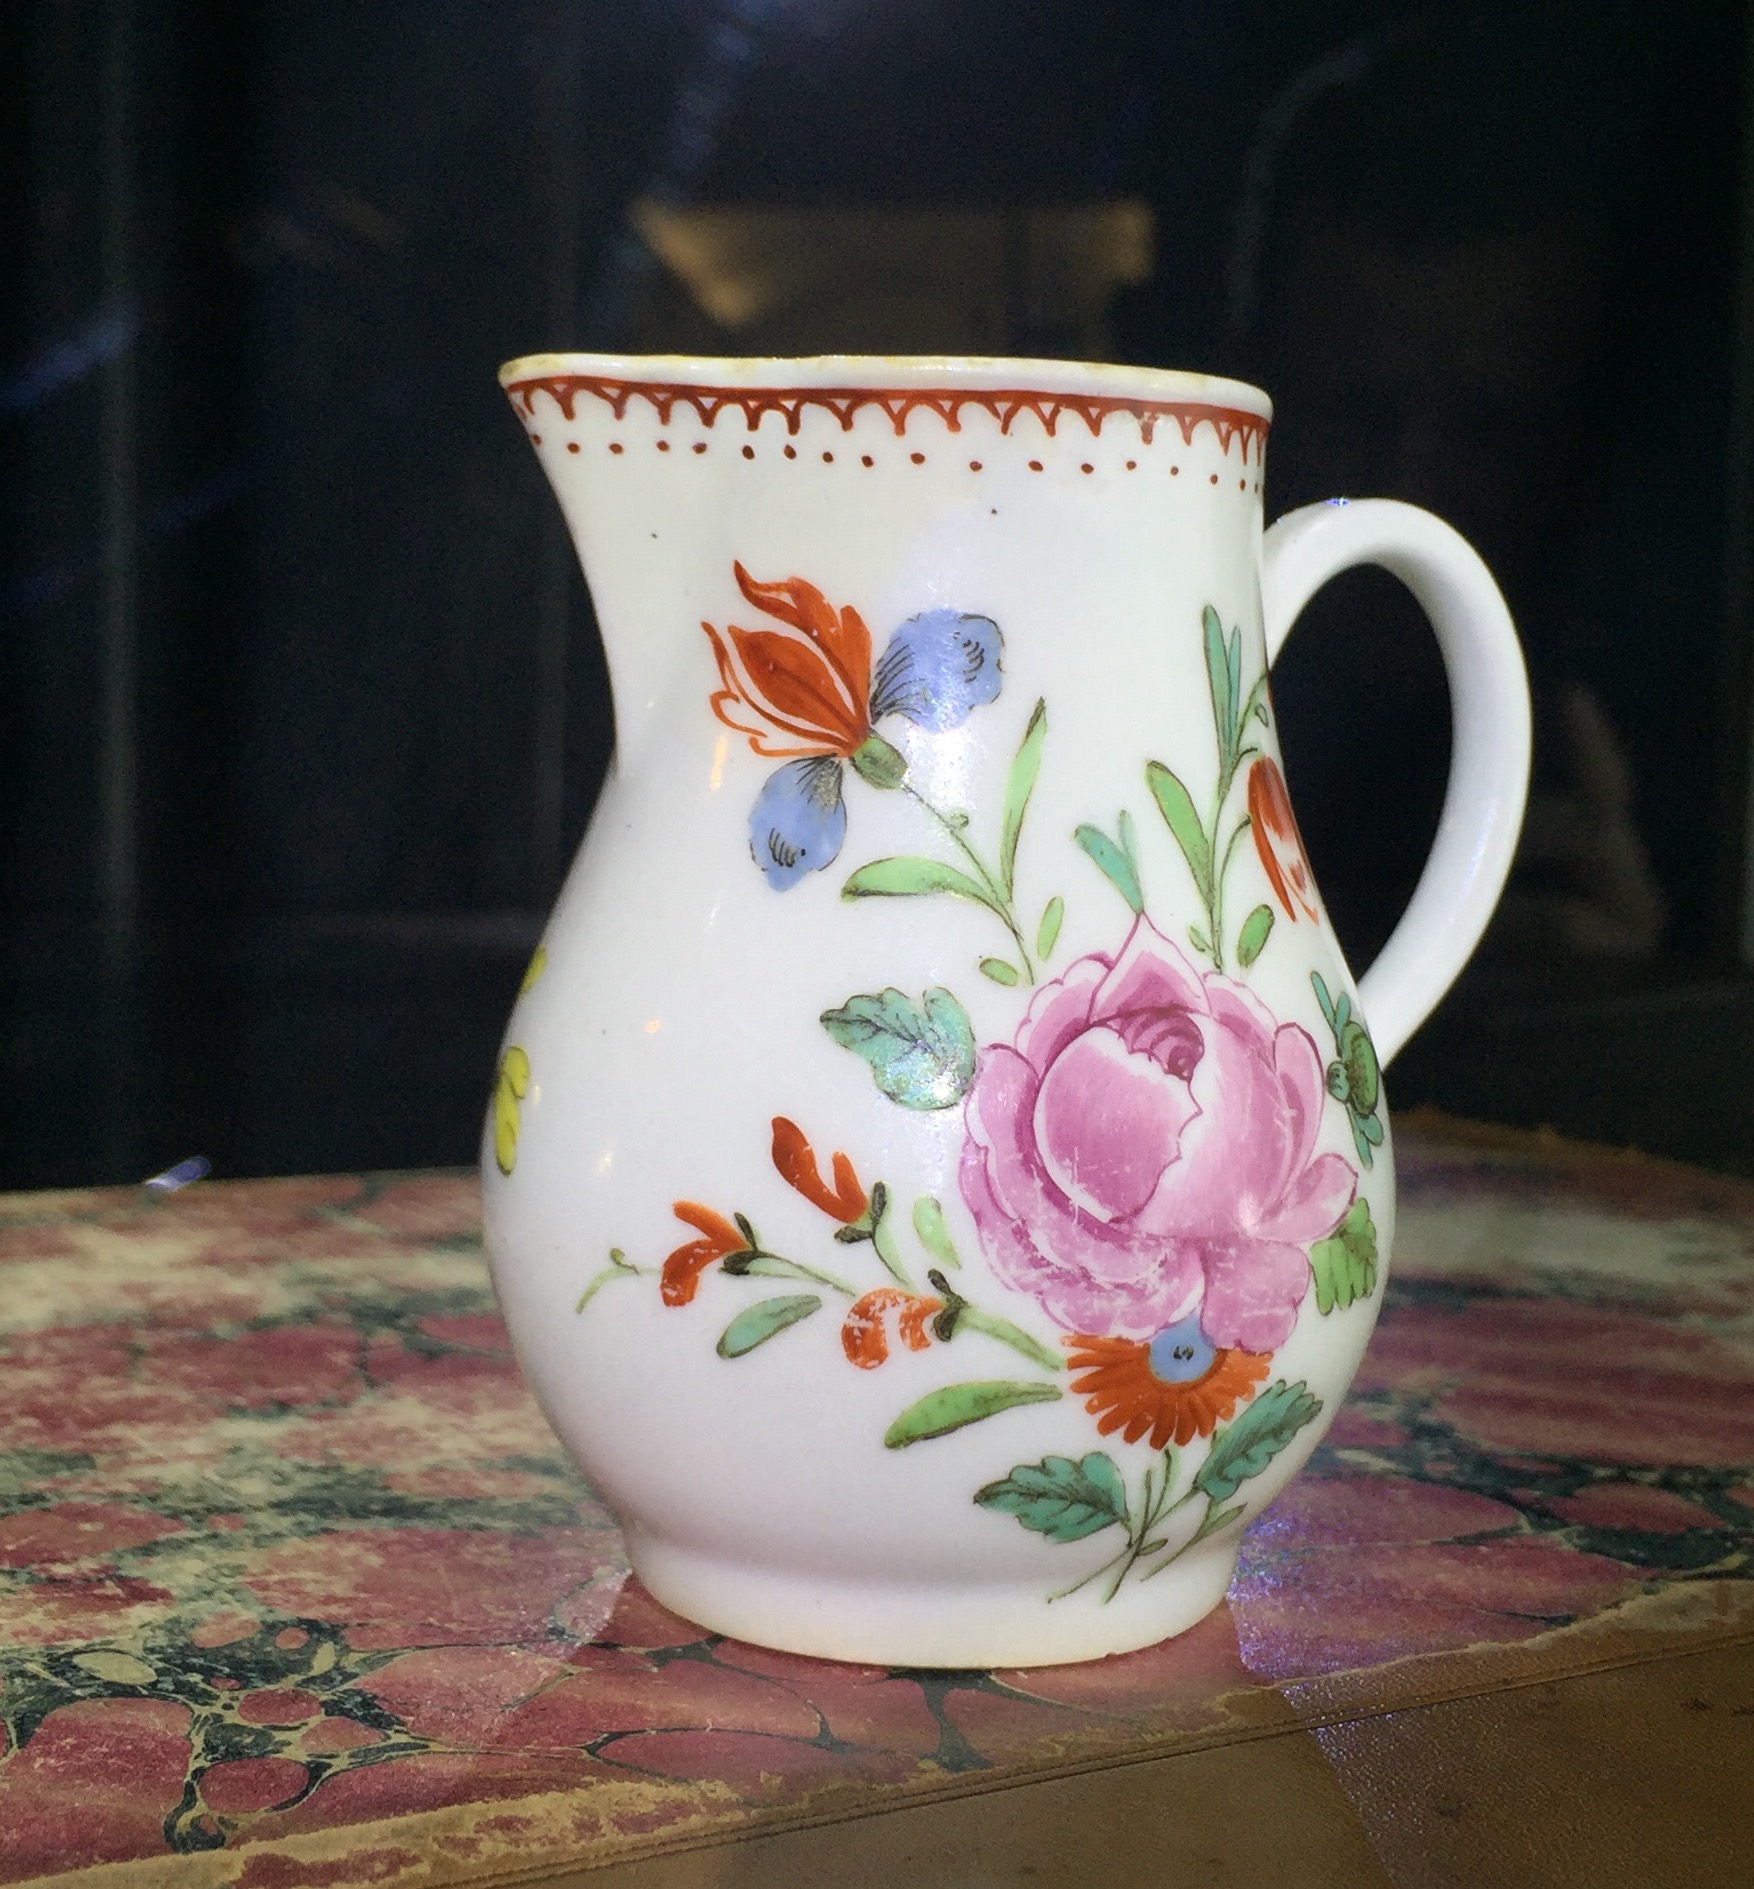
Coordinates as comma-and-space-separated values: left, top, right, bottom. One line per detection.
502, 354, 713, 767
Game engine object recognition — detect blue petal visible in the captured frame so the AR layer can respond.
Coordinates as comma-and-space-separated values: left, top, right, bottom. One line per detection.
749, 757, 847, 890
869, 609, 1003, 731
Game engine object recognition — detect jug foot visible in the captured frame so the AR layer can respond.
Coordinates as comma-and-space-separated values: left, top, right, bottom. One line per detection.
623, 1527, 1240, 1668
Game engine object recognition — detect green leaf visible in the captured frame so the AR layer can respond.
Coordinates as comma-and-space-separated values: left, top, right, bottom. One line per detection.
1337, 1019, 1380, 1117
1190, 1501, 1248, 1547
842, 856, 999, 914
820, 987, 977, 1110
1146, 762, 1213, 899
870, 1186, 910, 1285
1117, 807, 1139, 867
1036, 894, 1065, 960
884, 1379, 1062, 1449
1188, 924, 1212, 956
975, 1452, 1129, 1542
1193, 1380, 1323, 1503
999, 698, 1047, 897
1236, 903, 1275, 968
980, 957, 1020, 986
1075, 824, 1144, 914
1202, 605, 1232, 759
1310, 971, 1339, 1031
912, 1195, 961, 1270
1309, 1199, 1379, 1315
737, 1254, 816, 1280
955, 1305, 1063, 1372
716, 1295, 822, 1358
1227, 625, 1243, 743
575, 1252, 639, 1313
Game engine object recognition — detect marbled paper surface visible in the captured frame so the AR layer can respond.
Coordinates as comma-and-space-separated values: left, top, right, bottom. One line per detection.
3, 1122, 1751, 1886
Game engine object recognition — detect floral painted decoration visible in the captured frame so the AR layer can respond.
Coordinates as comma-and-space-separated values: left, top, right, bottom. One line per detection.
960, 915, 1356, 1351
1063, 1328, 1271, 1451
1312, 972, 1385, 1166
567, 576, 1389, 1604
576, 1117, 1064, 1395
1249, 757, 1320, 922
658, 1204, 747, 1307
493, 1047, 530, 1177
704, 563, 1002, 889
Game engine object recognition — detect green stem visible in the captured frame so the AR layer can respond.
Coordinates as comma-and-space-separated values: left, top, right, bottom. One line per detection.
1100, 1469, 1193, 1601
1239, 673, 1269, 733
575, 1262, 648, 1314
954, 1305, 1062, 1373
903, 782, 1035, 981
1136, 1493, 1218, 1582
1212, 816, 1252, 971
1201, 664, 1271, 969
1204, 776, 1228, 971
1049, 1448, 1183, 1603
1050, 1537, 1137, 1602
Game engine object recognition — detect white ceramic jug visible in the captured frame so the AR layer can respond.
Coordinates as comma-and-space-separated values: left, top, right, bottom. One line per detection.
484, 354, 1529, 1667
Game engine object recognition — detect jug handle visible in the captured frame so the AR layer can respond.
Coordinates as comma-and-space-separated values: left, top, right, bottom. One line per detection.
1261, 498, 1531, 1067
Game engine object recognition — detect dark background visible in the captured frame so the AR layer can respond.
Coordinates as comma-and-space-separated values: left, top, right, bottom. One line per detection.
6, 0, 1752, 1188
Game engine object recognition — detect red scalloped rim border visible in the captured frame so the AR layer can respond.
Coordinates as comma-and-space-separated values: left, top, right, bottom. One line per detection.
504, 375, 1269, 461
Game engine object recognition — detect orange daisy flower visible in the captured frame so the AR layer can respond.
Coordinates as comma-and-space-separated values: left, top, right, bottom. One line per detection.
841, 1288, 945, 1369
1066, 1325, 1271, 1449
771, 1116, 868, 1224
1247, 756, 1320, 921
659, 1202, 747, 1307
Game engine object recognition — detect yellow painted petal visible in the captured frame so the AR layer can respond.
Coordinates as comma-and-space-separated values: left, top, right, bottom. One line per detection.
519, 944, 548, 996
495, 1082, 520, 1175
494, 1046, 531, 1175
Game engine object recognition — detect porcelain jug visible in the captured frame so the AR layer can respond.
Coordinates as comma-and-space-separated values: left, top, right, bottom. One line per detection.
484, 353, 1529, 1667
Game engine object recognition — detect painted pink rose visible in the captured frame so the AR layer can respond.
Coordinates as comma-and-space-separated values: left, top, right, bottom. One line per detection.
960, 917, 1355, 1351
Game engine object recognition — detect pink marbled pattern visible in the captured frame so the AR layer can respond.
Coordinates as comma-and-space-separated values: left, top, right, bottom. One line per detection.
1, 1130, 1750, 1885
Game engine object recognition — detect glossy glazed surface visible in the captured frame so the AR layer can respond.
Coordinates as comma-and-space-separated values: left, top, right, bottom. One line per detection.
483, 355, 1526, 1664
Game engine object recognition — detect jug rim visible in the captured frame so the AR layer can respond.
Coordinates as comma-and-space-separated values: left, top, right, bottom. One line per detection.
497, 351, 1272, 421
